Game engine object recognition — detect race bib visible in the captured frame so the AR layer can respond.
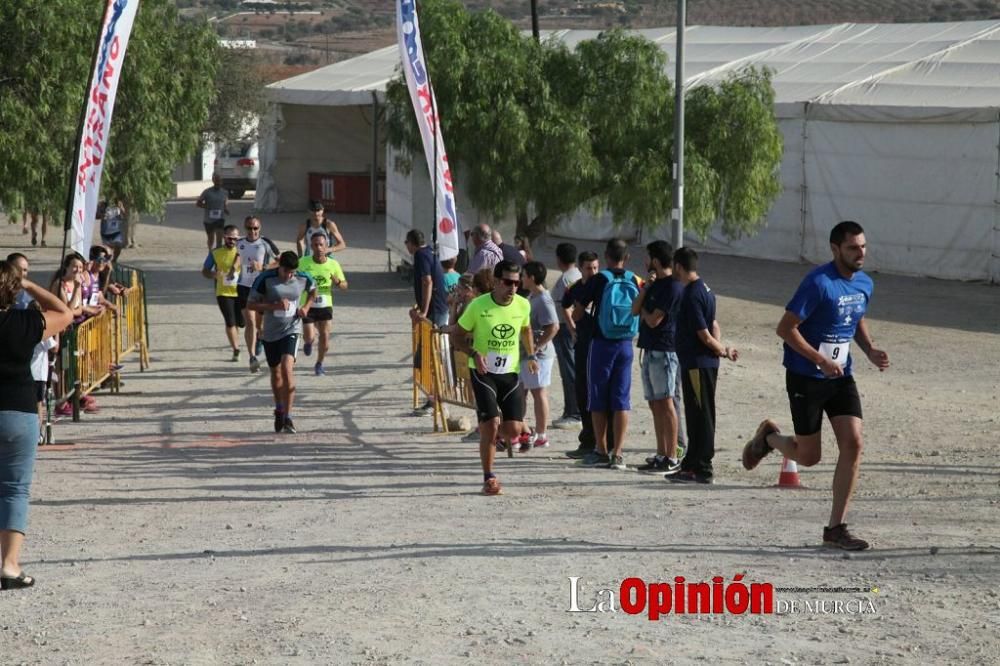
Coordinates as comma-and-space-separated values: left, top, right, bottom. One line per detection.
209, 209, 223, 220
274, 302, 297, 319
243, 259, 257, 275
819, 341, 850, 366
222, 273, 239, 287
313, 294, 327, 307
486, 351, 514, 374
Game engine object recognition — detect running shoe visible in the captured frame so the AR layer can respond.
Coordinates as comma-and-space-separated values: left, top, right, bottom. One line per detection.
254, 340, 264, 357
314, 362, 325, 376
580, 451, 611, 467
565, 445, 594, 459
31, 232, 37, 246
303, 341, 313, 356
482, 477, 502, 496
669, 470, 713, 484
249, 356, 261, 374
823, 524, 870, 551
532, 434, 550, 448
231, 348, 240, 362
743, 419, 780, 470
608, 455, 627, 471
517, 440, 532, 454
661, 459, 683, 477
638, 456, 673, 472
495, 439, 509, 453
550, 416, 582, 430
274, 410, 284, 433
282, 418, 297, 434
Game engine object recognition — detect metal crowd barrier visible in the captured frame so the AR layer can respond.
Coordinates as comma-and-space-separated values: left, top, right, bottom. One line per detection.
412, 319, 477, 433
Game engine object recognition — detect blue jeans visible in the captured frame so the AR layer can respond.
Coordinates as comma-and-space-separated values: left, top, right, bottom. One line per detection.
553, 328, 579, 419
0, 411, 39, 534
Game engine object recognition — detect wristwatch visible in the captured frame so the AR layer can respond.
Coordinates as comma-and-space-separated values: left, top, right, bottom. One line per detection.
527, 353, 538, 361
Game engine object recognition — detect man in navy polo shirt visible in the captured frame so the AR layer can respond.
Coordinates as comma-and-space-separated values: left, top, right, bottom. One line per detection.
671, 247, 738, 485
742, 221, 890, 551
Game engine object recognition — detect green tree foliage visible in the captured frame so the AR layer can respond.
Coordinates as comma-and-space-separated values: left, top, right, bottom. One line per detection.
385, 0, 783, 240
204, 46, 267, 146
0, 0, 219, 221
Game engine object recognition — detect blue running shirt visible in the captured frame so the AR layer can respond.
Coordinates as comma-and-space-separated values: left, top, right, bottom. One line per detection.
784, 262, 873, 379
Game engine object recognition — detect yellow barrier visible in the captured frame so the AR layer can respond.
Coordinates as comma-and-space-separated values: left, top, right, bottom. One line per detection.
117, 282, 149, 369
74, 308, 116, 398
411, 319, 477, 433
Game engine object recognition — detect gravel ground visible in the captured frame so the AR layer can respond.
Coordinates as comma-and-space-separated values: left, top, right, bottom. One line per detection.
1, 202, 998, 665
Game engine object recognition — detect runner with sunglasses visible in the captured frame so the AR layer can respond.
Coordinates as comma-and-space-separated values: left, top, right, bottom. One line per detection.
201, 225, 244, 361
451, 261, 537, 496
236, 216, 279, 373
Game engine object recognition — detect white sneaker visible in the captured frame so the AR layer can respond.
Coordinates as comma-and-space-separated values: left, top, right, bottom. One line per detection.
551, 417, 582, 430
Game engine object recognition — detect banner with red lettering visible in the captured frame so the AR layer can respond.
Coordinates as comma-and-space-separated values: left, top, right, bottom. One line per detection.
70, 0, 140, 256
396, 0, 461, 260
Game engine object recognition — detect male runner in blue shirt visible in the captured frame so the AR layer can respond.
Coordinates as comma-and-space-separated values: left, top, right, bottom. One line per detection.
742, 221, 890, 550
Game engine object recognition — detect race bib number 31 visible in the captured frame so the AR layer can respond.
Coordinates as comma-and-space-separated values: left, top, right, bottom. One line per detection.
819, 341, 850, 366
486, 351, 513, 374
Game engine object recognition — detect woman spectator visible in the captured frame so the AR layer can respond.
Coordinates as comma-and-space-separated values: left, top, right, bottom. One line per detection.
49, 253, 85, 321
514, 234, 533, 262
0, 261, 73, 589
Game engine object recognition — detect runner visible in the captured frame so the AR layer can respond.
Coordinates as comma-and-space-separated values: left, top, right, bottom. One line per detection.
296, 200, 346, 257
742, 221, 889, 550
201, 225, 243, 361
299, 233, 348, 376
196, 173, 229, 252
236, 215, 279, 374
98, 198, 127, 262
247, 251, 316, 434
451, 261, 536, 496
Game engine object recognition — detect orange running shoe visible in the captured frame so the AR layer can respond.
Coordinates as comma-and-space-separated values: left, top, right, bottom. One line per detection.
482, 477, 502, 496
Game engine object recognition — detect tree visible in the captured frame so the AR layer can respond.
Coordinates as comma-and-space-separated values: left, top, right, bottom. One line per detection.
0, 0, 220, 222
385, 0, 783, 241
204, 46, 267, 146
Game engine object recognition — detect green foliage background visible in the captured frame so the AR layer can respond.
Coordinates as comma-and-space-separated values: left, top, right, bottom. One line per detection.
0, 0, 220, 222
386, 0, 783, 241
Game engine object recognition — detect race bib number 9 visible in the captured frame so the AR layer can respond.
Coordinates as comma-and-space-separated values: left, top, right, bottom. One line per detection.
486, 351, 513, 374
819, 341, 850, 366
209, 209, 223, 220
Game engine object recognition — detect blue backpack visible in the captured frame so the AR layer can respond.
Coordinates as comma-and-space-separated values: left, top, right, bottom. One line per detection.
596, 270, 640, 339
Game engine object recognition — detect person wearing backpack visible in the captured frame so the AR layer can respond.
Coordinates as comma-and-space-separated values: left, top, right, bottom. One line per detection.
572, 238, 643, 470
671, 247, 739, 484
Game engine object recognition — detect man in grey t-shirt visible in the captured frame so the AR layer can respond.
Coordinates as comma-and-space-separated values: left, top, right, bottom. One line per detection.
550, 242, 582, 429
517, 261, 560, 451
248, 251, 315, 434
196, 173, 230, 252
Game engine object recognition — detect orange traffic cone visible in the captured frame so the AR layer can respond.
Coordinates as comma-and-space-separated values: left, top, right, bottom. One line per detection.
775, 456, 804, 489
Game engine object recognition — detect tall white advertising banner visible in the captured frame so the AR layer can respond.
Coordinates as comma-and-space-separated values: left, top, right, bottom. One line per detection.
70, 0, 140, 257
396, 0, 461, 260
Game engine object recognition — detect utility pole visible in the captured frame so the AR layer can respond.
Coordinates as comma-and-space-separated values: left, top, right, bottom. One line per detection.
671, 0, 685, 250
530, 0, 540, 42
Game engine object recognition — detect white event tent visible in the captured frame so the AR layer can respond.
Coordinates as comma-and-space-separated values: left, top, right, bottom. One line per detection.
260, 21, 1000, 283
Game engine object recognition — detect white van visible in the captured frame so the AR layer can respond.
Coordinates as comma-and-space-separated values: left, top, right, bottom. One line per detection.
214, 140, 258, 199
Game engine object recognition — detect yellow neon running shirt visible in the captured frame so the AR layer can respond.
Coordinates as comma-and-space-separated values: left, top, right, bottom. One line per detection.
456, 293, 531, 373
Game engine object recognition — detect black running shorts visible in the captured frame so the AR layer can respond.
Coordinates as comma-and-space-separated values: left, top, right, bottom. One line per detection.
236, 285, 252, 311
262, 334, 299, 368
302, 307, 333, 324
216, 296, 245, 329
470, 371, 525, 424
786, 371, 863, 436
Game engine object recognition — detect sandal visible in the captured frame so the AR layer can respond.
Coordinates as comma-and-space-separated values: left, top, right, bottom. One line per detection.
0, 572, 36, 590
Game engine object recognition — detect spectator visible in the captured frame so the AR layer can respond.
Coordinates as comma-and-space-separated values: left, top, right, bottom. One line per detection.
516, 261, 559, 452
0, 260, 74, 589
466, 224, 503, 275
441, 257, 461, 293
550, 242, 582, 430
97, 198, 127, 262
492, 230, 526, 268
405, 228, 449, 416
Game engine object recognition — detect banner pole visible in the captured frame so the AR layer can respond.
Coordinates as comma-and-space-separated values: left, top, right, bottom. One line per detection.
430, 83, 439, 261
62, 0, 115, 264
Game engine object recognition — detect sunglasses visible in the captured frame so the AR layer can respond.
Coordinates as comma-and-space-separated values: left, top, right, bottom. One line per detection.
245, 226, 260, 231
96, 256, 109, 263
500, 278, 520, 287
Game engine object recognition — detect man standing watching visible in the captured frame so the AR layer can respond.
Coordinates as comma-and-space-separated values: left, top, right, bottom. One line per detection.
451, 261, 536, 496
236, 215, 279, 373
248, 251, 316, 434
550, 243, 582, 430
299, 233, 348, 376
633, 240, 686, 476
196, 173, 229, 252
465, 224, 503, 276
742, 221, 888, 550
201, 225, 244, 362
671, 247, 738, 485
574, 239, 642, 470
405, 229, 449, 414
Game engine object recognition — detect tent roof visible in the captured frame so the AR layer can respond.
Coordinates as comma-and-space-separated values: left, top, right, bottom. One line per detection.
268, 21, 1000, 116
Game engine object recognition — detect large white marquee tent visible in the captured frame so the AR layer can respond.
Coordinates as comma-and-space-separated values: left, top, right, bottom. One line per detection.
260, 21, 1000, 283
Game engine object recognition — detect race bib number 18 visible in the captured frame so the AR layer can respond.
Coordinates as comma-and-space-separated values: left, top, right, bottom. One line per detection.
819, 341, 850, 366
